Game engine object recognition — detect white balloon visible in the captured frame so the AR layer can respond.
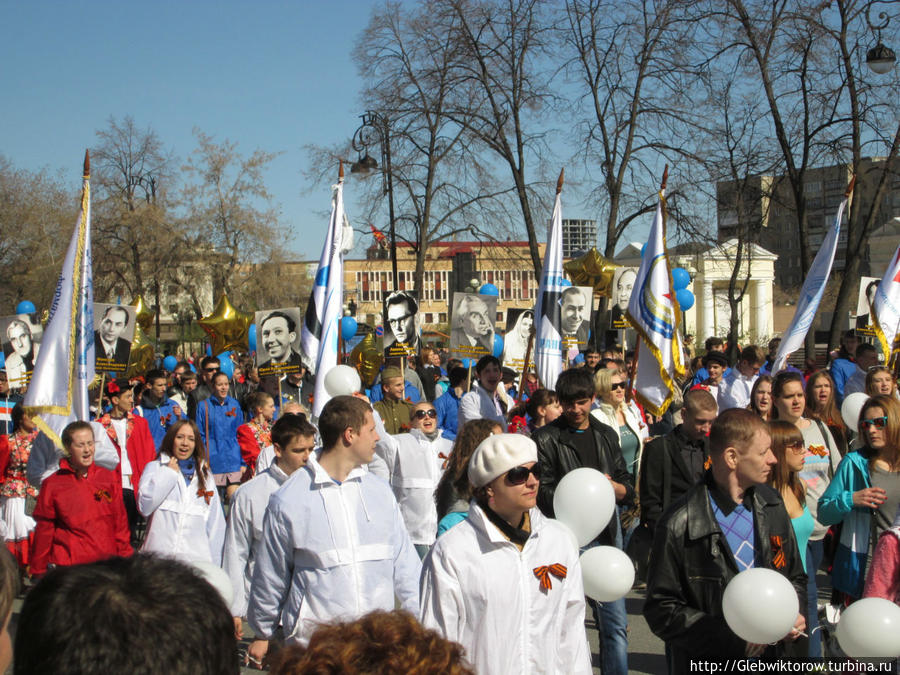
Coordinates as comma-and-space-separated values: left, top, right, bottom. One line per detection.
836, 597, 900, 658
191, 561, 234, 608
722, 569, 798, 645
323, 365, 362, 397
552, 468, 615, 547
580, 546, 635, 602
841, 392, 870, 431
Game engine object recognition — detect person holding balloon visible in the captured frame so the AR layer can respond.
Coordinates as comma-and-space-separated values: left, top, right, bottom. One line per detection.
643, 408, 807, 673
420, 432, 592, 674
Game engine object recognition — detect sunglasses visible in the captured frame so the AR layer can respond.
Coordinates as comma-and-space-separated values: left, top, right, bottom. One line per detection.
506, 462, 542, 485
413, 409, 437, 420
785, 440, 806, 454
610, 382, 626, 391
862, 416, 888, 429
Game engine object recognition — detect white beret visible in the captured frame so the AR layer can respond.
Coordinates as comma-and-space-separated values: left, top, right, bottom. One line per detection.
467, 433, 538, 488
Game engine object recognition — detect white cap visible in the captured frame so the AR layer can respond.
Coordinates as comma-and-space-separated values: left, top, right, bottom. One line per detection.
467, 433, 538, 488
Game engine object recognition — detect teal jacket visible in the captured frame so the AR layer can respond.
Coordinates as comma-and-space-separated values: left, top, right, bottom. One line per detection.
818, 448, 874, 598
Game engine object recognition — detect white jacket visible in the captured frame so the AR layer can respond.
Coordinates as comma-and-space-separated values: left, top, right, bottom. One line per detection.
375, 423, 452, 545
137, 455, 226, 566
591, 401, 649, 475
247, 453, 421, 645
457, 383, 506, 429
222, 462, 289, 618
420, 503, 592, 675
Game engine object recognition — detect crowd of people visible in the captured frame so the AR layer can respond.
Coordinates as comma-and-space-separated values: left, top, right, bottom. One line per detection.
0, 326, 898, 673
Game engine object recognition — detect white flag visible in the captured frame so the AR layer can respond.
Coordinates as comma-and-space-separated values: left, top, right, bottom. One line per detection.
626, 189, 685, 416
24, 152, 95, 449
533, 183, 565, 390
771, 191, 849, 374
872, 243, 900, 364
300, 172, 346, 418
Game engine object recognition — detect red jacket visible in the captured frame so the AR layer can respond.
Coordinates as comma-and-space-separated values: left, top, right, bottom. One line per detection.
237, 420, 271, 480
30, 460, 132, 575
95, 413, 157, 496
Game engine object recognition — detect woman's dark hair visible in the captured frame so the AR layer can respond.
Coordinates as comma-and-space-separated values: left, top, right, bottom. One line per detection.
435, 419, 502, 520
159, 420, 210, 484
475, 355, 500, 374
525, 389, 557, 420
771, 371, 805, 420
860, 395, 900, 470
10, 402, 25, 433
749, 374, 773, 420
768, 420, 806, 505
803, 370, 844, 428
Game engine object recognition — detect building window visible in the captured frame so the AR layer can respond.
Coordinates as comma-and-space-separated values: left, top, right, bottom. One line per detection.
439, 312, 447, 323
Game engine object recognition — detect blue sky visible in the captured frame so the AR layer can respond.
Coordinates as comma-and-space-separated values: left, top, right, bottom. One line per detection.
1, 1, 379, 260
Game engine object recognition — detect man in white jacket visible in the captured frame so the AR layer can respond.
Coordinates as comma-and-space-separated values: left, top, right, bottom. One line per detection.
420, 433, 592, 675
374, 401, 453, 558
247, 395, 421, 666
223, 413, 317, 642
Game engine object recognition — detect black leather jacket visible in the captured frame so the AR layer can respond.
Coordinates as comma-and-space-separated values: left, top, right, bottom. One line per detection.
532, 415, 635, 545
643, 475, 807, 674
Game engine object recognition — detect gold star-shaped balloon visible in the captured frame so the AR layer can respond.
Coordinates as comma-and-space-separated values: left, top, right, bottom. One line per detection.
125, 324, 155, 378
349, 332, 384, 387
563, 248, 621, 297
197, 294, 252, 355
129, 295, 154, 333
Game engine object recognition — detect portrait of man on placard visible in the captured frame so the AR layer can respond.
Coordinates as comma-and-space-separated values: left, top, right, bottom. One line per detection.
255, 308, 303, 377
450, 292, 496, 359
855, 276, 880, 335
382, 290, 421, 358
93, 303, 137, 373
559, 285, 592, 351
610, 267, 637, 329
502, 308, 534, 370
1, 313, 43, 389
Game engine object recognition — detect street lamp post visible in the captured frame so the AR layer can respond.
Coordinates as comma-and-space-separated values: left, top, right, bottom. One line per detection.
865, 1, 896, 74
351, 111, 399, 291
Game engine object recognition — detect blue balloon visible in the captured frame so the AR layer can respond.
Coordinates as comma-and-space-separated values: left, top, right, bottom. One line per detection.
559, 278, 572, 287
676, 288, 695, 311
205, 344, 212, 356
492, 334, 504, 358
163, 355, 178, 372
0, 352, 4, 369
479, 283, 499, 296
462, 358, 475, 368
672, 267, 691, 291
641, 242, 648, 257
248, 324, 257, 352
218, 353, 234, 378
15, 300, 35, 315
189, 363, 196, 373
341, 316, 358, 341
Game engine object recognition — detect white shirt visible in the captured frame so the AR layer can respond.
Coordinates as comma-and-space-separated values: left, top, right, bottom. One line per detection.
223, 462, 289, 618
26, 421, 121, 488
247, 453, 421, 646
716, 368, 758, 412
420, 503, 592, 675
458, 383, 506, 429
137, 455, 227, 565
374, 422, 452, 545
110, 417, 133, 489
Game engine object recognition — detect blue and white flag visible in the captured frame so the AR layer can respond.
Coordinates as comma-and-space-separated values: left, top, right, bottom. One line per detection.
533, 175, 566, 390
771, 185, 851, 374
300, 169, 347, 418
24, 151, 95, 449
872, 242, 900, 364
626, 186, 685, 416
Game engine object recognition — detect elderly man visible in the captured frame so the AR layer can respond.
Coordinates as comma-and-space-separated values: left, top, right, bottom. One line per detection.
372, 367, 415, 435
451, 294, 493, 357
5, 318, 39, 389
560, 286, 590, 350
643, 408, 807, 673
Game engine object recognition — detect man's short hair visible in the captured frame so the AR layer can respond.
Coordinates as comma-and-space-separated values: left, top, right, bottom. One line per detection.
856, 343, 877, 359
385, 290, 418, 315
454, 295, 489, 327
318, 395, 371, 450
261, 310, 296, 334
739, 345, 765, 366
709, 408, 767, 456
448, 366, 468, 388
767, 337, 781, 351
683, 388, 718, 416
61, 420, 93, 449
560, 286, 584, 304
702, 351, 729, 369
102, 305, 130, 326
200, 355, 220, 370
271, 411, 317, 450
145, 368, 166, 385
14, 554, 238, 675
704, 336, 724, 351
555, 368, 595, 403
180, 371, 197, 383
6, 319, 30, 339
475, 355, 500, 374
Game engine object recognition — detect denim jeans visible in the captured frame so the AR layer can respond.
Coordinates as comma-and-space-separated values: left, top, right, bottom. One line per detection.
806, 539, 825, 658
583, 513, 629, 675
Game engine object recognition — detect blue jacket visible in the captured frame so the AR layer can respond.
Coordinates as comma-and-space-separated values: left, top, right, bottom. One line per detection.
137, 395, 186, 449
434, 388, 461, 440
196, 395, 243, 475
829, 357, 857, 404
817, 448, 873, 598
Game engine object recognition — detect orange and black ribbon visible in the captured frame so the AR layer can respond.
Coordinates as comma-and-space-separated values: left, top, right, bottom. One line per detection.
225, 408, 237, 418
197, 488, 215, 505
808, 445, 826, 457
94, 488, 113, 503
533, 563, 567, 591
438, 452, 449, 469
703, 456, 712, 471
770, 535, 786, 569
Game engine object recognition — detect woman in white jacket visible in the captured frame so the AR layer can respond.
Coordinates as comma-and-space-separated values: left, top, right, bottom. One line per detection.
138, 420, 226, 565
420, 433, 591, 675
591, 367, 649, 480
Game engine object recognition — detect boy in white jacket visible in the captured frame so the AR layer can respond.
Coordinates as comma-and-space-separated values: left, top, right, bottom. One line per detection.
420, 433, 591, 675
247, 395, 420, 667
223, 412, 317, 640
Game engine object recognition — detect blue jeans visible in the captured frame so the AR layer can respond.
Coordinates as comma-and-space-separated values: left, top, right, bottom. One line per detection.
807, 539, 824, 658
583, 514, 629, 675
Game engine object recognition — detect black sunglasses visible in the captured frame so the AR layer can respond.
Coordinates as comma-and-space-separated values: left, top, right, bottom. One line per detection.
506, 462, 541, 485
413, 409, 437, 419
610, 382, 626, 391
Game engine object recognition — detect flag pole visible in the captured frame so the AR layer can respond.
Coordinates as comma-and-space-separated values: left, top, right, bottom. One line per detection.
516, 327, 536, 405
